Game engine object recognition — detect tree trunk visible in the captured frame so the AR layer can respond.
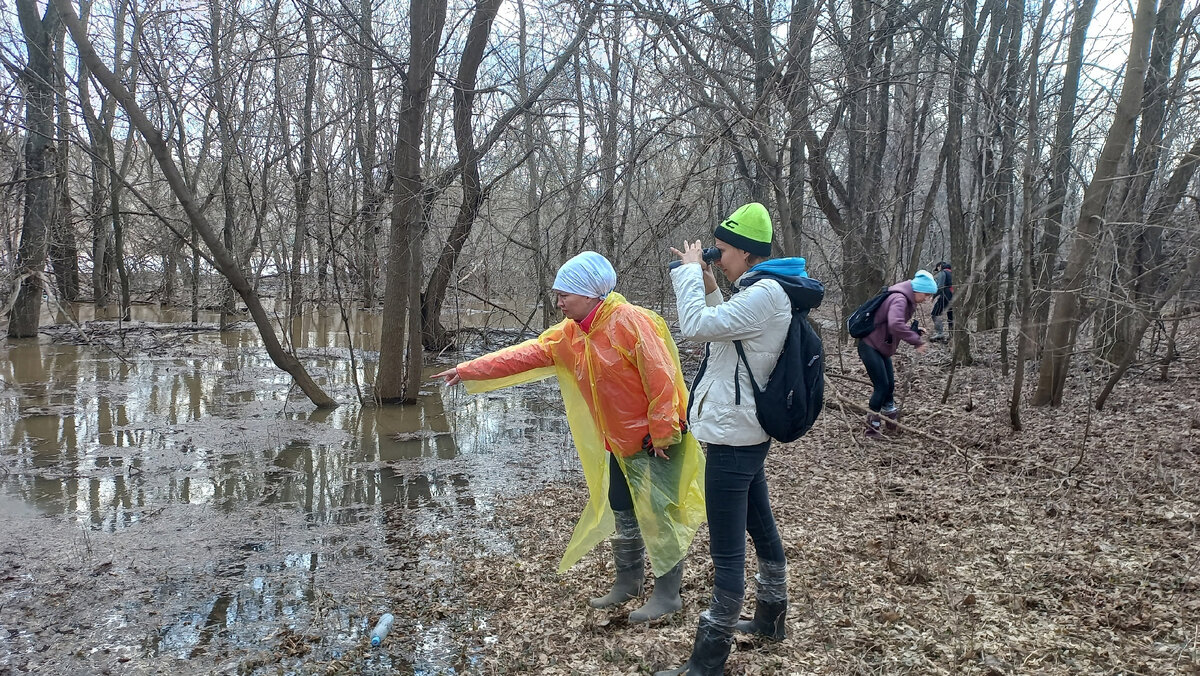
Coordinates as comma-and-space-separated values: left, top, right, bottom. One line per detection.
598, 9, 623, 264
421, 0, 502, 350
1031, 0, 1099, 348
355, 0, 379, 309
945, 0, 980, 365
516, 0, 551, 329
190, 228, 199, 324
1105, 0, 1185, 361
781, 0, 816, 258
50, 20, 79, 302
1032, 0, 1158, 406
8, 0, 59, 339
996, 0, 1025, 373
111, 137, 131, 320
842, 0, 887, 310
1095, 246, 1200, 409
209, 0, 239, 328
75, 0, 115, 312
375, 0, 448, 404
289, 4, 317, 321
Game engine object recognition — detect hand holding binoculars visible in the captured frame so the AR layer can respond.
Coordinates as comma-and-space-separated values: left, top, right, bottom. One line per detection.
668, 247, 721, 270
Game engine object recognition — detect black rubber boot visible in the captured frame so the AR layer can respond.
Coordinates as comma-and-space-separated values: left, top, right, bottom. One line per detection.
630, 560, 683, 623
589, 509, 644, 608
654, 587, 741, 676
735, 558, 787, 640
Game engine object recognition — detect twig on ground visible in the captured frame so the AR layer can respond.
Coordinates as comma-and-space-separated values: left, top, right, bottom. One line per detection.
825, 370, 874, 387
832, 392, 980, 471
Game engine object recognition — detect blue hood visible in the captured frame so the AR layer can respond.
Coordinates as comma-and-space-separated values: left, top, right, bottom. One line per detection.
740, 257, 823, 311
750, 257, 808, 278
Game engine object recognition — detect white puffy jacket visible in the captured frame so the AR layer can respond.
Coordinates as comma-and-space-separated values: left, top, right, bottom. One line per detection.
671, 263, 790, 446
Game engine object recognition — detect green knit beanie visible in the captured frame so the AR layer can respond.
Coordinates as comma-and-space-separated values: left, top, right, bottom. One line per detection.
713, 202, 772, 257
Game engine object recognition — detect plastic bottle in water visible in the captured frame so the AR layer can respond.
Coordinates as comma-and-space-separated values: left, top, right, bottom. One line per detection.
370, 613, 395, 647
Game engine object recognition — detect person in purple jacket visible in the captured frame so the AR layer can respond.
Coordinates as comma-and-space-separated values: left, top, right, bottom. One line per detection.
858, 270, 936, 437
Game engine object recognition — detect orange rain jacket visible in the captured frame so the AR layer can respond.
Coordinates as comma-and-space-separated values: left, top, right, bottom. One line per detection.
458, 294, 685, 455
455, 292, 706, 575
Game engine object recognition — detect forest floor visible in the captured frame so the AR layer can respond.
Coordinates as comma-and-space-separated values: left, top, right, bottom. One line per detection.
1, 320, 1197, 675
447, 329, 1200, 675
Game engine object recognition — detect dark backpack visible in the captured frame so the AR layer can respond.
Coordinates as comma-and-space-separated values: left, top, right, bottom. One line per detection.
846, 288, 906, 339
732, 275, 825, 443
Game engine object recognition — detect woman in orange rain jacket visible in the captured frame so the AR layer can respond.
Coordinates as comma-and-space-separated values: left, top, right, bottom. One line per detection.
434, 251, 705, 623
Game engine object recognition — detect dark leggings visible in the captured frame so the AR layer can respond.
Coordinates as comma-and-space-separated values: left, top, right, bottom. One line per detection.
858, 340, 895, 413
933, 293, 954, 327
608, 452, 634, 511
705, 441, 785, 597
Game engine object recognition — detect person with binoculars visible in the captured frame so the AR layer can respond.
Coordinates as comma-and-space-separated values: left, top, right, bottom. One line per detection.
658, 203, 815, 675
434, 251, 706, 625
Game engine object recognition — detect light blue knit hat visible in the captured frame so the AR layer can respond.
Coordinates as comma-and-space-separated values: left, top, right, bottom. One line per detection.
912, 270, 937, 294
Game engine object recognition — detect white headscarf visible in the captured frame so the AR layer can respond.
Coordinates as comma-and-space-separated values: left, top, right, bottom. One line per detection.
552, 251, 617, 299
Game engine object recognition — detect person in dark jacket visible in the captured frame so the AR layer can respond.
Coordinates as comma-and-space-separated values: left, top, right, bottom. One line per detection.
858, 270, 934, 437
931, 261, 953, 341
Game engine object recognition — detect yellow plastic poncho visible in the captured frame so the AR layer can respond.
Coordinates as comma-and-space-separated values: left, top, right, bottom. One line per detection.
457, 292, 706, 575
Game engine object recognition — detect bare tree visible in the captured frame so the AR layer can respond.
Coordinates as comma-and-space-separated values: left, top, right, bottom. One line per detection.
1030, 0, 1099, 349
53, 0, 337, 408
375, 0, 448, 404
353, 0, 380, 309
1010, 0, 1053, 430
50, 18, 79, 302
1097, 0, 1189, 361
287, 0, 318, 322
1032, 0, 1158, 406
419, 2, 598, 349
8, 0, 59, 339
420, 0, 502, 350
944, 0, 982, 365
1094, 135, 1200, 408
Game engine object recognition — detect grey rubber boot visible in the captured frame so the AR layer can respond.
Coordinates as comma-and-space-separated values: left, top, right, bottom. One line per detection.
735, 558, 787, 640
588, 509, 644, 608
932, 316, 945, 341
654, 586, 742, 676
629, 559, 684, 623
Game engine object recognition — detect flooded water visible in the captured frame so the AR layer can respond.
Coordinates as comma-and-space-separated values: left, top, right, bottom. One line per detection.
0, 303, 575, 674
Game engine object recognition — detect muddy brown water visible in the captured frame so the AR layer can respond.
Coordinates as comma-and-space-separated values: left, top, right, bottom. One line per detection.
0, 303, 574, 674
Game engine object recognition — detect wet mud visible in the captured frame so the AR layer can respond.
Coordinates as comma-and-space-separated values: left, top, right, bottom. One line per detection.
0, 305, 572, 674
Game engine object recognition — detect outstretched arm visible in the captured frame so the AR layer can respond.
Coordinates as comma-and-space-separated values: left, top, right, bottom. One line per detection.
434, 338, 556, 386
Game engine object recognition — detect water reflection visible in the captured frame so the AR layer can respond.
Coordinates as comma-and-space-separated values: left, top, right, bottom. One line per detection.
2, 322, 568, 529
1, 305, 570, 672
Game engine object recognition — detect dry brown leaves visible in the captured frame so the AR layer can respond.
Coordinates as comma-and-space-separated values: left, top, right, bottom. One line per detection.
450, 332, 1200, 675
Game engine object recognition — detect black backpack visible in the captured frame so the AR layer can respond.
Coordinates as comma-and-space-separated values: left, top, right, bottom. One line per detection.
846, 288, 906, 338
732, 275, 825, 443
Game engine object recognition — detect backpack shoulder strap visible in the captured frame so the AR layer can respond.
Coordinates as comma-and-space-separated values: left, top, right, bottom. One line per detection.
732, 340, 762, 395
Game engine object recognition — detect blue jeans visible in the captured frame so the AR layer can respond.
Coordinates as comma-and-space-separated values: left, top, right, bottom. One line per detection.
705, 441, 785, 597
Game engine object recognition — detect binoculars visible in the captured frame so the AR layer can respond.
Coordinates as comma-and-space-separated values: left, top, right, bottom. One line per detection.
668, 247, 721, 270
